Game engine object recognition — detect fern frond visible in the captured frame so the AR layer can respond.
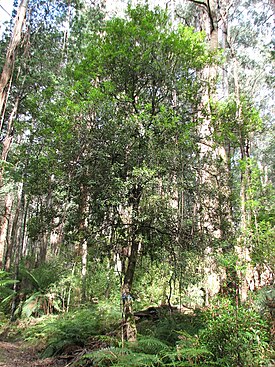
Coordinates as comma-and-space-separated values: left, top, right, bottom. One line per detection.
178, 346, 212, 359
130, 335, 170, 355
81, 346, 132, 366
23, 269, 41, 289
21, 292, 42, 318
1, 293, 14, 305
41, 339, 73, 358
0, 270, 18, 288
112, 352, 163, 367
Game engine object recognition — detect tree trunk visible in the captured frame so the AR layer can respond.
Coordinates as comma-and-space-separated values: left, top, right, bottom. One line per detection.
122, 184, 142, 342
78, 183, 89, 302
189, 0, 235, 303
0, 193, 13, 269
4, 183, 23, 272
0, 0, 28, 129
0, 96, 20, 186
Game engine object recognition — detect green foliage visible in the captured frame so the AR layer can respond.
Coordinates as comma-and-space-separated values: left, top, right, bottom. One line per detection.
0, 4, 273, 367
137, 313, 204, 347
0, 270, 16, 291
17, 259, 67, 318
244, 162, 275, 271
0, 270, 17, 315
199, 300, 271, 366
84, 259, 121, 302
22, 261, 63, 291
210, 96, 262, 148
111, 352, 162, 367
79, 347, 132, 367
77, 331, 212, 367
125, 300, 272, 367
21, 291, 62, 318
5, 4, 218, 307
78, 336, 168, 367
251, 286, 275, 318
131, 335, 170, 355
23, 306, 120, 357
5, 296, 274, 367
133, 261, 171, 308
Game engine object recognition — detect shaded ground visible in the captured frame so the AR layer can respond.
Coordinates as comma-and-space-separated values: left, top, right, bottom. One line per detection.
0, 341, 66, 367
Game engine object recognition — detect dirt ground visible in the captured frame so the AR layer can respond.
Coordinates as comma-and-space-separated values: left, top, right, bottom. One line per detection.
0, 341, 66, 367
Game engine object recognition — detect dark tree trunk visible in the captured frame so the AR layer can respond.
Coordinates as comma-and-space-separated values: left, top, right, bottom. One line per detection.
122, 184, 142, 342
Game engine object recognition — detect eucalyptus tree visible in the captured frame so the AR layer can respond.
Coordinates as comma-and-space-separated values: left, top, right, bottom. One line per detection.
0, 0, 83, 273
0, 0, 30, 273
211, 0, 275, 297
175, 0, 274, 301
0, 0, 28, 136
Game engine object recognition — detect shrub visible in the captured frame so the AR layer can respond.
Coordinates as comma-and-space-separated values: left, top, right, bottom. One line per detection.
199, 299, 271, 366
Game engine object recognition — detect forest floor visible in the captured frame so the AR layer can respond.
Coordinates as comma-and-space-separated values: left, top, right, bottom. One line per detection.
0, 340, 66, 367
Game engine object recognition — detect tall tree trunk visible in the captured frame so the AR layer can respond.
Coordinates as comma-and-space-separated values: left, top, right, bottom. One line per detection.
122, 184, 142, 342
0, 96, 20, 186
0, 0, 28, 129
4, 183, 23, 272
0, 193, 13, 269
10, 184, 25, 320
233, 58, 253, 302
188, 0, 234, 304
78, 183, 89, 302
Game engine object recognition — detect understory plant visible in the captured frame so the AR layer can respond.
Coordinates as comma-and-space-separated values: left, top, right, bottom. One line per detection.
22, 303, 121, 357
198, 298, 272, 366
17, 294, 273, 367
0, 270, 17, 320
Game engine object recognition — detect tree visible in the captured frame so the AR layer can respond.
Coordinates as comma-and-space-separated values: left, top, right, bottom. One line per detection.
42, 4, 214, 339
0, 0, 28, 134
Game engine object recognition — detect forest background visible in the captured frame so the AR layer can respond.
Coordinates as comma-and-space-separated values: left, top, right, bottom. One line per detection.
0, 0, 274, 366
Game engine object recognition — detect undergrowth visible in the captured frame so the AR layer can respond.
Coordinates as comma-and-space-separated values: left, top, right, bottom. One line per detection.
71, 300, 273, 367
0, 295, 272, 367
22, 302, 121, 357
137, 312, 204, 345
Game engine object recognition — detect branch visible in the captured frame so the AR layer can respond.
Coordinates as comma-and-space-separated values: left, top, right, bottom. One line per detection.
187, 0, 208, 9
206, 0, 215, 34
0, 5, 11, 17
140, 224, 175, 237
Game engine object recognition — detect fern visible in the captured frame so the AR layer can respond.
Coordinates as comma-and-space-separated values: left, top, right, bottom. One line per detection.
22, 269, 41, 290
130, 335, 170, 355
41, 339, 70, 358
23, 308, 117, 357
80, 348, 163, 367
0, 270, 18, 314
80, 347, 132, 366
20, 260, 64, 291
177, 346, 212, 359
112, 352, 162, 367
0, 270, 17, 288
